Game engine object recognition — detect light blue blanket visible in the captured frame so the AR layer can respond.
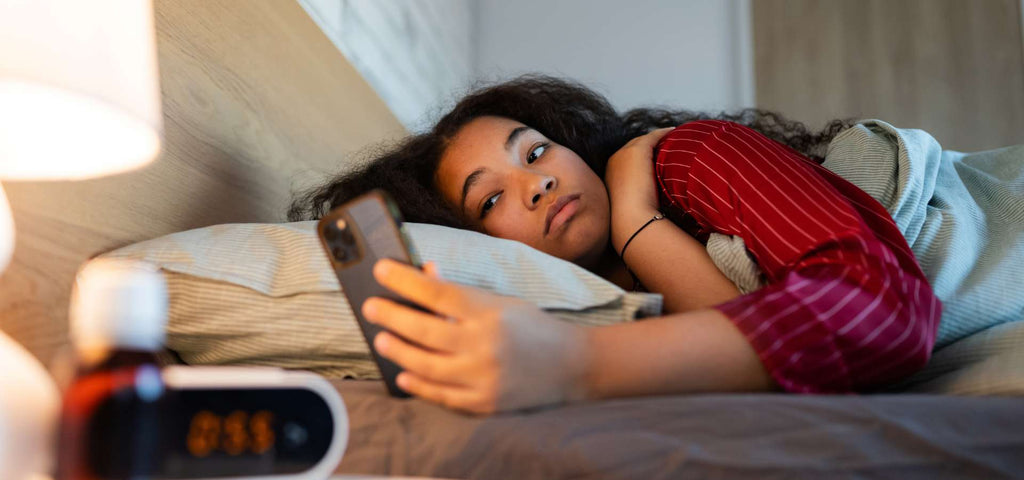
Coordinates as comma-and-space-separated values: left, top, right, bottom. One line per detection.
823, 120, 1024, 348
708, 120, 1024, 349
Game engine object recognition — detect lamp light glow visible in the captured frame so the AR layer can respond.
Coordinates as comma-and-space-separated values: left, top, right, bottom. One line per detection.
0, 81, 161, 180
0, 1, 164, 479
0, 0, 163, 180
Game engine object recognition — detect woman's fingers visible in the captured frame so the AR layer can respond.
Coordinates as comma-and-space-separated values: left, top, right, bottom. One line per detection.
650, 126, 675, 142
363, 296, 461, 353
423, 261, 442, 279
373, 259, 490, 319
373, 331, 464, 384
633, 126, 675, 148
395, 372, 493, 415
618, 127, 676, 159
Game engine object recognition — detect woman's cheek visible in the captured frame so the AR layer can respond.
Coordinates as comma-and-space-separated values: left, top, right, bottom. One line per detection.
486, 211, 536, 246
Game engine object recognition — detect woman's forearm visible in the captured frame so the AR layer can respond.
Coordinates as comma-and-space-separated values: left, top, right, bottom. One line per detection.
579, 308, 775, 400
613, 207, 740, 314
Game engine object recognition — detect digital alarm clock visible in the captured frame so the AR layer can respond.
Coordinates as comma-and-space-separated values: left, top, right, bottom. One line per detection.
77, 366, 348, 480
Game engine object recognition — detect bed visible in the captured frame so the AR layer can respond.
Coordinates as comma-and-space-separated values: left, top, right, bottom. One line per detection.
2, 1, 1021, 479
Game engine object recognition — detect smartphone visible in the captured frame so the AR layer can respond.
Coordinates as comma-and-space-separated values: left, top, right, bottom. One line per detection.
316, 190, 424, 398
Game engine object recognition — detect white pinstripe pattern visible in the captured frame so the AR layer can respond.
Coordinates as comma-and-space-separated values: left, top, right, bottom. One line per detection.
760, 270, 853, 355
658, 150, 699, 155
783, 348, 841, 372
657, 120, 938, 392
749, 279, 860, 346
836, 273, 893, 336
694, 149, 813, 255
849, 300, 916, 368
869, 284, 937, 374
728, 127, 860, 227
754, 129, 864, 227
742, 125, 917, 261
728, 277, 817, 324
715, 129, 849, 243
684, 173, 734, 214
658, 163, 694, 168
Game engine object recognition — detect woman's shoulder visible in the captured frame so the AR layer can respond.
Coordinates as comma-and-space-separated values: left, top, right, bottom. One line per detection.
658, 120, 764, 153
665, 119, 735, 136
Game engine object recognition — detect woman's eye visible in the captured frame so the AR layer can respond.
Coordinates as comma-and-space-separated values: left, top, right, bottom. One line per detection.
481, 192, 501, 218
527, 143, 548, 164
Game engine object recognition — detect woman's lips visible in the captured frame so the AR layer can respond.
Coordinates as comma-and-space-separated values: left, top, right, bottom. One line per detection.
545, 194, 582, 236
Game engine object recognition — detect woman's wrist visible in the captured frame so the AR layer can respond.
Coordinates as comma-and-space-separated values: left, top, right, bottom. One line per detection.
610, 204, 663, 254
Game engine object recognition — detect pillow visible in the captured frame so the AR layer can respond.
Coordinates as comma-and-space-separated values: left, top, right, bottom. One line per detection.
101, 222, 662, 378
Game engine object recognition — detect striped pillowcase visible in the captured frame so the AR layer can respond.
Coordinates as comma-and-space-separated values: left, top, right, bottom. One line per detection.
102, 222, 662, 378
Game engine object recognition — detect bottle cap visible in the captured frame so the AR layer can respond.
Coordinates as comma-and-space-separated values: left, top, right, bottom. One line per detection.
69, 258, 167, 356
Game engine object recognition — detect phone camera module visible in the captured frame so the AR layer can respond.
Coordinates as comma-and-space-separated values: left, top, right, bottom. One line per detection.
323, 215, 360, 264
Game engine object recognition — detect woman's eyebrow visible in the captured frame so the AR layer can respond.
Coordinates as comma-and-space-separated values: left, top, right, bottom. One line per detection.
505, 126, 531, 151
461, 167, 487, 213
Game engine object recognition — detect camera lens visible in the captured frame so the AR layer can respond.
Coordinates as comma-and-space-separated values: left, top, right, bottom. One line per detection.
331, 246, 348, 261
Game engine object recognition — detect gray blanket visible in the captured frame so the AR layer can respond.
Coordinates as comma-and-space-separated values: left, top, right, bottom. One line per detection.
330, 380, 1024, 479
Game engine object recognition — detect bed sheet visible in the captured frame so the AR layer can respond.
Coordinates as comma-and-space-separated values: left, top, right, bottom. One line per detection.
330, 380, 1024, 479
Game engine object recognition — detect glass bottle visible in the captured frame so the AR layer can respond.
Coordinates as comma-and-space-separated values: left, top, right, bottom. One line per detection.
56, 259, 168, 480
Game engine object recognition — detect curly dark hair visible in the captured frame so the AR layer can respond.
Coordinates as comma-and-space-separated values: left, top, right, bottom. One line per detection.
288, 75, 853, 226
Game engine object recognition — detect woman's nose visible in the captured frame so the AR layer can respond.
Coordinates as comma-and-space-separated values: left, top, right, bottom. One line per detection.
529, 176, 556, 206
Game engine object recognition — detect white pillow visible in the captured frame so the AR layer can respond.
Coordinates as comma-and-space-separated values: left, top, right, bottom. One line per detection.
101, 222, 662, 378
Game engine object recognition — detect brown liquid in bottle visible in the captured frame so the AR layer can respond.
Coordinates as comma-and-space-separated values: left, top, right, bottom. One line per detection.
57, 350, 166, 480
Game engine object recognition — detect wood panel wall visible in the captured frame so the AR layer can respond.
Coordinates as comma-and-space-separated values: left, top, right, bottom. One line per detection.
0, 0, 404, 367
754, 0, 1024, 152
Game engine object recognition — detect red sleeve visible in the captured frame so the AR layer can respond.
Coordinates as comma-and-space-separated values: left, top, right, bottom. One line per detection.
654, 120, 942, 393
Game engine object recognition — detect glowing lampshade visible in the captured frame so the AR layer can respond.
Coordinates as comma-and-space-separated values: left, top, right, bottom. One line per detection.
0, 0, 163, 180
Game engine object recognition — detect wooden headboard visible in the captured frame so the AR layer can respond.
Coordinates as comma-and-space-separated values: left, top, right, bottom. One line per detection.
0, 0, 405, 367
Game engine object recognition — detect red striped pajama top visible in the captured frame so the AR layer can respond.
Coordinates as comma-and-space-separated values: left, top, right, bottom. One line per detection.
653, 120, 942, 393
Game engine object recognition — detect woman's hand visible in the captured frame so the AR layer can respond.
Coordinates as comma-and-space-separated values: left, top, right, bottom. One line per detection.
604, 127, 675, 252
362, 259, 591, 415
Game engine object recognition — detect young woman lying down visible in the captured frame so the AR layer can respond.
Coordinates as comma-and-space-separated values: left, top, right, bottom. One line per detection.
290, 75, 1023, 414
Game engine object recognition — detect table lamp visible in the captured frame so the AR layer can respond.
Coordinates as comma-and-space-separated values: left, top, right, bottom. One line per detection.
0, 1, 162, 479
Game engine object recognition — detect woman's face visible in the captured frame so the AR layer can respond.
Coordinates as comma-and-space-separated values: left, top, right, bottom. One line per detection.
435, 116, 611, 267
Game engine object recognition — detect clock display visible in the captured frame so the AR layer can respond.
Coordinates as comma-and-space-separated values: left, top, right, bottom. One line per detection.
166, 388, 334, 477
84, 386, 334, 478
186, 409, 275, 457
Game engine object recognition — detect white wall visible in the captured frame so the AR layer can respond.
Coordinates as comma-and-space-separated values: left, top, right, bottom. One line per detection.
475, 0, 754, 113
299, 0, 476, 131
299, 0, 754, 131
